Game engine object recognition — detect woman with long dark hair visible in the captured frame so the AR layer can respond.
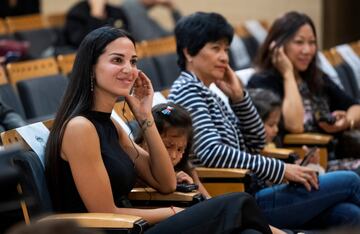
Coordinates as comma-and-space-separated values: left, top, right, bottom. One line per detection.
248, 11, 360, 137
44, 26, 274, 234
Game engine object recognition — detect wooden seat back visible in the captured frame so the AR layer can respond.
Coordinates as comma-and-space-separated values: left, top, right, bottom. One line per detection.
6, 57, 59, 86
1, 119, 54, 148
5, 14, 49, 33
57, 53, 76, 75
0, 18, 8, 35
136, 36, 176, 59
0, 66, 7, 85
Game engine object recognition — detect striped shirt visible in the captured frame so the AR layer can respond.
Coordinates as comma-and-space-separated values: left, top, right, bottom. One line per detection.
168, 71, 285, 184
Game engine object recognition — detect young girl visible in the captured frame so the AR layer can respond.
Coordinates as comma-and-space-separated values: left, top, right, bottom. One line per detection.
248, 88, 282, 145
137, 102, 211, 199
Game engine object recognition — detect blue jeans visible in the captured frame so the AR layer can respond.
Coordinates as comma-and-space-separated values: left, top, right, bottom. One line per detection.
255, 171, 360, 229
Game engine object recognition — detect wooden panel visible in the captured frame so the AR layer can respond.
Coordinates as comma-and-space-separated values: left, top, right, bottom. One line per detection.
57, 53, 76, 75
350, 41, 360, 56
160, 89, 170, 98
0, 128, 29, 149
0, 18, 8, 35
259, 19, 271, 30
46, 12, 66, 28
195, 167, 248, 178
0, 119, 53, 148
261, 147, 293, 159
43, 119, 54, 129
136, 36, 176, 59
114, 101, 135, 122
284, 133, 333, 145
6, 57, 59, 86
322, 49, 343, 66
39, 213, 143, 229
6, 14, 49, 33
329, 48, 344, 66
203, 182, 245, 197
0, 66, 8, 85
129, 187, 199, 202
233, 24, 250, 37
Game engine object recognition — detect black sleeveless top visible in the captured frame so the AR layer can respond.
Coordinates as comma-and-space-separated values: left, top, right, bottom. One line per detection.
54, 111, 136, 212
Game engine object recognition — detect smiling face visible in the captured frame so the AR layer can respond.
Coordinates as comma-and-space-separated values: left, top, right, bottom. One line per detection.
161, 128, 188, 166
186, 39, 229, 85
94, 37, 138, 98
284, 24, 317, 72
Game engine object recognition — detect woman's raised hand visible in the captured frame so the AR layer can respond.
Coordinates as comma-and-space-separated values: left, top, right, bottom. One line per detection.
125, 70, 154, 121
284, 163, 319, 192
215, 65, 244, 103
270, 42, 293, 78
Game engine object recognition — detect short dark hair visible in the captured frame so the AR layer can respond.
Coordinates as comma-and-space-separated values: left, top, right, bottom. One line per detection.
45, 26, 135, 210
248, 89, 282, 121
254, 11, 322, 92
175, 12, 234, 70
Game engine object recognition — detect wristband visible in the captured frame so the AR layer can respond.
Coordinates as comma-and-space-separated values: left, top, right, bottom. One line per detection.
140, 119, 154, 132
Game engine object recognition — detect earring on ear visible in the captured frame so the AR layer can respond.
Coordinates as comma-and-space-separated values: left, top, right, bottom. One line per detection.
90, 73, 94, 92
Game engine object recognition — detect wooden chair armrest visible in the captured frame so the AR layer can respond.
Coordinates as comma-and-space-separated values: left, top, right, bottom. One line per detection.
261, 148, 294, 159
38, 213, 147, 229
283, 133, 333, 145
195, 167, 249, 178
129, 188, 200, 202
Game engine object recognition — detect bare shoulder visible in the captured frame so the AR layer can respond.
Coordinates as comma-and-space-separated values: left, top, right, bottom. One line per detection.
62, 116, 100, 161
63, 116, 98, 138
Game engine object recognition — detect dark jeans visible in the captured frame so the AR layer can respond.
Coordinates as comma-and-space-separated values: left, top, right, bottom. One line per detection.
146, 192, 271, 234
256, 171, 360, 229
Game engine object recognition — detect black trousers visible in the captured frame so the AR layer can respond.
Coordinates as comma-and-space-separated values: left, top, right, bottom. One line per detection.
146, 192, 271, 234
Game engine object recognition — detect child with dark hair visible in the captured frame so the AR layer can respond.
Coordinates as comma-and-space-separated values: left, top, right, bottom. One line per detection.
248, 88, 282, 144
249, 88, 325, 174
137, 102, 211, 198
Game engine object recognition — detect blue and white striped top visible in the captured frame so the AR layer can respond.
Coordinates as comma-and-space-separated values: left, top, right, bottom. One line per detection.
168, 71, 285, 184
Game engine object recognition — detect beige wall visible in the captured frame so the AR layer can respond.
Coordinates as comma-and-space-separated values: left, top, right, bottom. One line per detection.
42, 0, 323, 45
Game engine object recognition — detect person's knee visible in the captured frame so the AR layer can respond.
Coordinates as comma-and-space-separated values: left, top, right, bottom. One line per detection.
228, 192, 255, 204
342, 171, 360, 188
219, 192, 259, 212
331, 171, 360, 187
328, 203, 360, 226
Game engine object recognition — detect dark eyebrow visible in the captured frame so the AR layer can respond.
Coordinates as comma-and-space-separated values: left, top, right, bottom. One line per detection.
109, 53, 138, 59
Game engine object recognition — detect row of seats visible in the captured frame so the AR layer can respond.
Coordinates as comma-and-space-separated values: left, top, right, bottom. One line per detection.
0, 13, 67, 59
320, 41, 360, 101
0, 13, 269, 73
0, 57, 68, 120
0, 13, 65, 34
0, 12, 271, 89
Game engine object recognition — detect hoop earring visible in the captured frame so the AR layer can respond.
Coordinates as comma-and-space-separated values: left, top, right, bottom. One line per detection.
90, 73, 94, 92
